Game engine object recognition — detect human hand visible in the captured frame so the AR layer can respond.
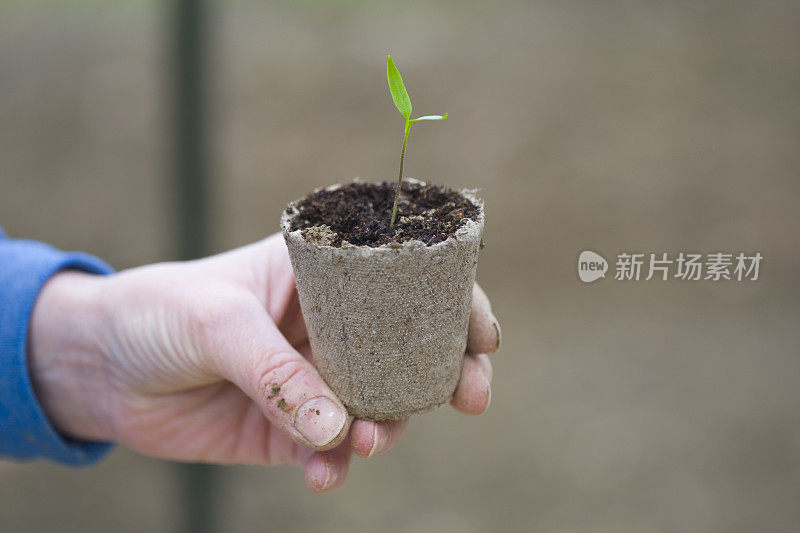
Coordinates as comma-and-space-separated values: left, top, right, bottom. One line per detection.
28, 233, 501, 492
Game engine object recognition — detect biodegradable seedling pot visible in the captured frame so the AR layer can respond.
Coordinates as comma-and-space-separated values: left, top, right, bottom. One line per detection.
281, 179, 485, 420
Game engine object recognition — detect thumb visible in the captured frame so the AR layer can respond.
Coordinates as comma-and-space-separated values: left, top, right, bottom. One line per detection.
203, 300, 351, 451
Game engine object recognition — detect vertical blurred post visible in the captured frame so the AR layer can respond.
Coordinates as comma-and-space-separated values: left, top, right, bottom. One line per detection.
174, 0, 209, 260
171, 0, 218, 532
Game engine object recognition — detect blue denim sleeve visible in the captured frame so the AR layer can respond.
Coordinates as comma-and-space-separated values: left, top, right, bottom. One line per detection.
0, 229, 115, 466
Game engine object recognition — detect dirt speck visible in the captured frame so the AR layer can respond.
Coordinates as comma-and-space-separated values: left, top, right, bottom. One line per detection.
276, 398, 291, 413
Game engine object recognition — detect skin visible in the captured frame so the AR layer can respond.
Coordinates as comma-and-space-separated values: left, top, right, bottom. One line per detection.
28, 233, 501, 493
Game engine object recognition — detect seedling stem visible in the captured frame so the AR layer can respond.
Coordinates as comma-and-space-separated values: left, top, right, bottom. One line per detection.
390, 121, 411, 227
386, 55, 447, 227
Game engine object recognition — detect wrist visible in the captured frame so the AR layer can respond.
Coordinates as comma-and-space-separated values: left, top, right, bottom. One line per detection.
28, 270, 116, 442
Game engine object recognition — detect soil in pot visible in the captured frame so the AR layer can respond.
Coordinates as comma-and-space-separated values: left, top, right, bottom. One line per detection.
287, 180, 481, 248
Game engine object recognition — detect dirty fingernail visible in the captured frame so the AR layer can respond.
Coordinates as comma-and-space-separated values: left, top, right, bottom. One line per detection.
295, 396, 347, 447
491, 314, 502, 350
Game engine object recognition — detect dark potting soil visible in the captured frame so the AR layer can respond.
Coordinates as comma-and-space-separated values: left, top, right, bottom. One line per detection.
287, 181, 481, 248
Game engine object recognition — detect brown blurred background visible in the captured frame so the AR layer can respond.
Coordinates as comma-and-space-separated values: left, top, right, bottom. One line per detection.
2, 1, 800, 531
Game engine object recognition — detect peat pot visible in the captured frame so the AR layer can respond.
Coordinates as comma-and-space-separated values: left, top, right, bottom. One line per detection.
281, 179, 484, 420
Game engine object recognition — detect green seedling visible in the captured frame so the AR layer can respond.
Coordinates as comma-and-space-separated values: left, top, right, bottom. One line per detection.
386, 55, 447, 227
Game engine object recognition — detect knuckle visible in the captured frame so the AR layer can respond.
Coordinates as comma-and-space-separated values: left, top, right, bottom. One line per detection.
253, 354, 311, 404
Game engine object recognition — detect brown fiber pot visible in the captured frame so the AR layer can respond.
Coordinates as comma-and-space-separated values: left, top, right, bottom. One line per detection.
281, 179, 484, 420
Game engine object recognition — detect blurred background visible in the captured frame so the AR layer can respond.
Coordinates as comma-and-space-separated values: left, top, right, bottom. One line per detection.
2, 0, 800, 531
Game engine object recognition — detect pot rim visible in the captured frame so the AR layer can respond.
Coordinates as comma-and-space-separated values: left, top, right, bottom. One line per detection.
281, 178, 484, 252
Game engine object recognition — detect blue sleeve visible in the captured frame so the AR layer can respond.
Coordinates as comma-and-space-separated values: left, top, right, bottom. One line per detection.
0, 228, 115, 466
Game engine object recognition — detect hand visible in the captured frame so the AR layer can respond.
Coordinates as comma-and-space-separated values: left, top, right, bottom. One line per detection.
28, 233, 501, 492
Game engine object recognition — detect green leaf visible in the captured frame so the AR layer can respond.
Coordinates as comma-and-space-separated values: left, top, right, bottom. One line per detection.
411, 113, 448, 123
387, 55, 412, 119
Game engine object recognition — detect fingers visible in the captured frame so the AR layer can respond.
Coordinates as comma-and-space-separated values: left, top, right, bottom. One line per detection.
205, 300, 352, 451
463, 286, 498, 414
297, 418, 407, 493
299, 419, 406, 492
302, 440, 352, 493
350, 418, 409, 458
451, 353, 492, 415
468, 284, 501, 354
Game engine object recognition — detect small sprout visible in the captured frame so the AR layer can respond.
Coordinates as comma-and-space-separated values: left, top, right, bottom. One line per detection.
386, 55, 448, 227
